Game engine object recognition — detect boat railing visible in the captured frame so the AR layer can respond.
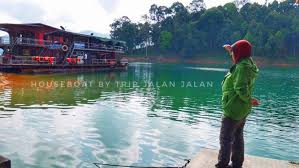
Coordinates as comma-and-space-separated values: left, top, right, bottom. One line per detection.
74, 42, 125, 53
11, 56, 55, 65
5, 37, 126, 52
9, 56, 116, 65
91, 59, 117, 65
14, 37, 54, 47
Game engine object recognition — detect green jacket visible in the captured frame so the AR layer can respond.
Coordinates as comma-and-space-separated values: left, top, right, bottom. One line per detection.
221, 57, 259, 120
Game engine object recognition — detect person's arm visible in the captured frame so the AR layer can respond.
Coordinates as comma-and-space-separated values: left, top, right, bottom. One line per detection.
223, 45, 232, 54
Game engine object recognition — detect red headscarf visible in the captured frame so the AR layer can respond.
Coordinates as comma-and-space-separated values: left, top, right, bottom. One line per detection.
231, 40, 252, 63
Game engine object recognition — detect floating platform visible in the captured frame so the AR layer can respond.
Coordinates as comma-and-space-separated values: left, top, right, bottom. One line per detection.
187, 149, 299, 168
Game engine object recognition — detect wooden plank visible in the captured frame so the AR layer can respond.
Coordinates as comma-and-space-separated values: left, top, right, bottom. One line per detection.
187, 149, 299, 168
0, 155, 11, 168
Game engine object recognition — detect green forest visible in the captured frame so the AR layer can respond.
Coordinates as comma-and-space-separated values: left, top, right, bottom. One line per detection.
110, 0, 299, 58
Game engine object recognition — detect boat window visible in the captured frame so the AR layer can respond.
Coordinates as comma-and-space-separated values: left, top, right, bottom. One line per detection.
0, 30, 10, 45
0, 48, 3, 56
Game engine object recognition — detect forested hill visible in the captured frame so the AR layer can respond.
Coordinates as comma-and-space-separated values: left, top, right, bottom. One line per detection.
110, 0, 299, 58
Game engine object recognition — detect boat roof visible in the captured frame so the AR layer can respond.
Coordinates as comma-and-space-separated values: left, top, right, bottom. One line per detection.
0, 23, 126, 45
0, 23, 59, 32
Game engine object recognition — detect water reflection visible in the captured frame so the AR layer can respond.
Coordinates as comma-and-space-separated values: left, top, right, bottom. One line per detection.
0, 63, 298, 168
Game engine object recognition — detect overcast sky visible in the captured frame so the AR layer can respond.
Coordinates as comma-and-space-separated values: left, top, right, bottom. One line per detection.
0, 0, 267, 36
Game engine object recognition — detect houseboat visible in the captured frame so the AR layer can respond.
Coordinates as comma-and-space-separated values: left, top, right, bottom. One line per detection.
0, 23, 128, 73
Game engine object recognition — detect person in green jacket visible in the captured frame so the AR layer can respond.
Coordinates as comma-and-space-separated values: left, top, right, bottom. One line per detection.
215, 40, 259, 168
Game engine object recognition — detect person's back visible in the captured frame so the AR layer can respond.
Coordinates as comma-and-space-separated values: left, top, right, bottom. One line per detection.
222, 57, 259, 120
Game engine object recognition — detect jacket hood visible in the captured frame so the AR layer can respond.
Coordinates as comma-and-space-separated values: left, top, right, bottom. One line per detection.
239, 58, 259, 75
232, 40, 252, 63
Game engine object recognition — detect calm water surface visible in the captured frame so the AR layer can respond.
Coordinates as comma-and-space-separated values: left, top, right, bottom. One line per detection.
0, 63, 298, 168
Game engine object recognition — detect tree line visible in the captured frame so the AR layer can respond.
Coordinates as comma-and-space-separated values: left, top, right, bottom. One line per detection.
110, 0, 299, 58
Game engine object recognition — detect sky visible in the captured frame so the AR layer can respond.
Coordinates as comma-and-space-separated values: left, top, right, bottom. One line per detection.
0, 0, 267, 36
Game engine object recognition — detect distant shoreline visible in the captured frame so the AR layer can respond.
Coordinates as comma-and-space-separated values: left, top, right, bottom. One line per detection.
126, 56, 299, 68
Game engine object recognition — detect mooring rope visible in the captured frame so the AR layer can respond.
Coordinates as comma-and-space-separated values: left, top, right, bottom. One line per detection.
93, 159, 191, 168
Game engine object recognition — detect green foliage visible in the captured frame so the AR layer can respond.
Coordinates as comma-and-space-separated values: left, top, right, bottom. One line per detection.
110, 16, 138, 53
110, 0, 299, 58
160, 31, 173, 50
244, 31, 254, 42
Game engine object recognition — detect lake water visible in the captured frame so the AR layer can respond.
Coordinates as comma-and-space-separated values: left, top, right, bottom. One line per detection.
0, 62, 298, 168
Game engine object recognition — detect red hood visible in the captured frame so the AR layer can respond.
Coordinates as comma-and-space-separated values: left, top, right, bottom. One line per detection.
232, 40, 252, 63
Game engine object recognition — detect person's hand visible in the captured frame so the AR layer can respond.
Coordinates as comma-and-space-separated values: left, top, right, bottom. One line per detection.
251, 98, 260, 106
223, 44, 232, 52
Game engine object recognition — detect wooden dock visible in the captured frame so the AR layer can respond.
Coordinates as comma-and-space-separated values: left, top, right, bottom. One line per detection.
187, 149, 299, 168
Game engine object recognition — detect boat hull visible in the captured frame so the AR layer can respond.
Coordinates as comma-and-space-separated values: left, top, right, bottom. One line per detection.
0, 64, 128, 74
